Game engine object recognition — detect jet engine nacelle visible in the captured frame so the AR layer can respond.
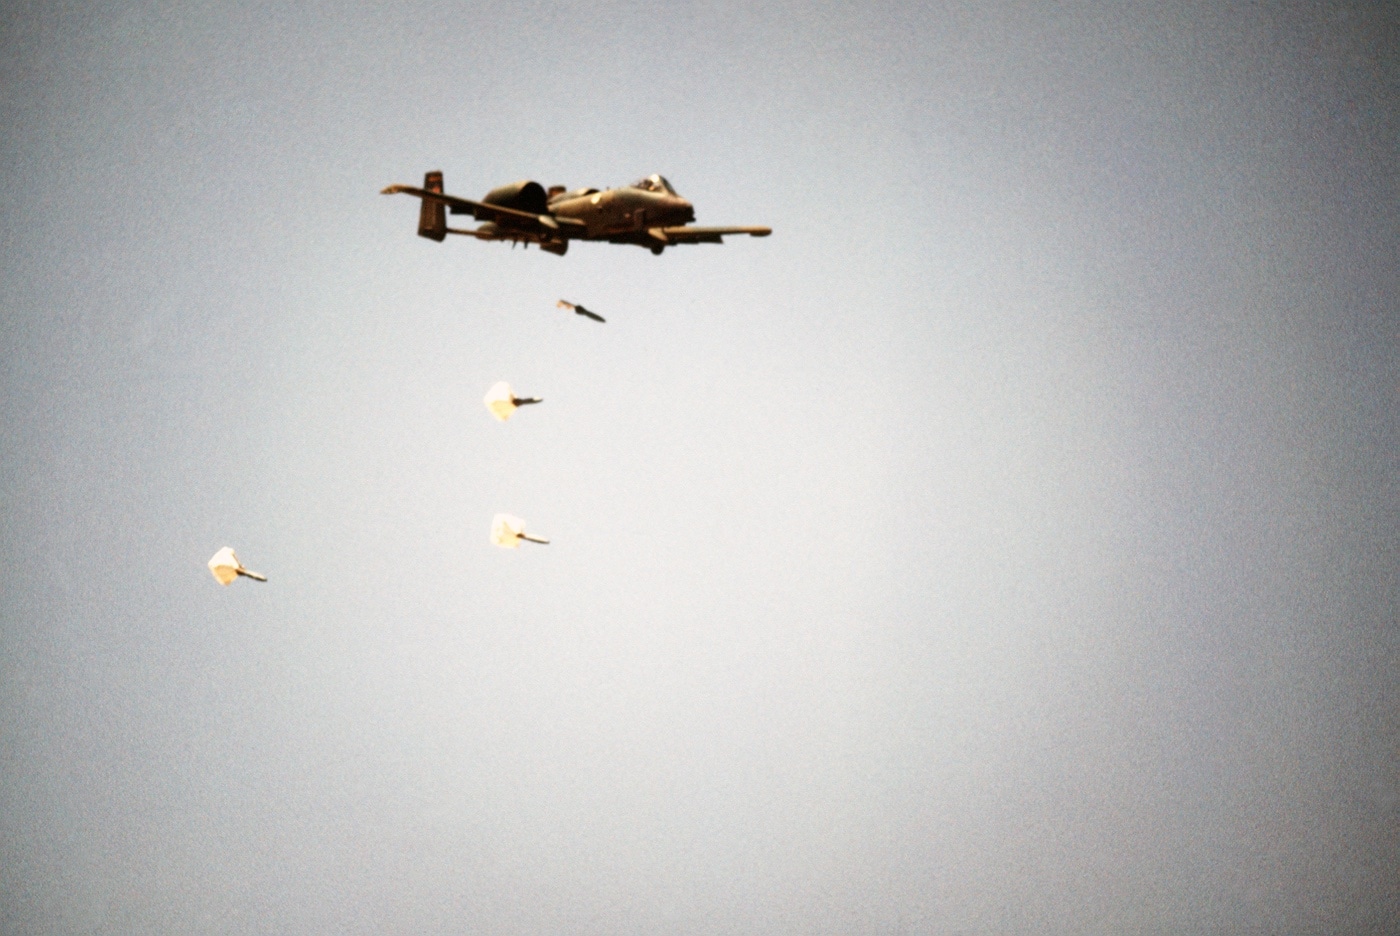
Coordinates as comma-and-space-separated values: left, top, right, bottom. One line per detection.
476, 180, 549, 215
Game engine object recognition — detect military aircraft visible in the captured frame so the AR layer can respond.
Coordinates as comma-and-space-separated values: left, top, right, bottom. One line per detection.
381, 172, 771, 256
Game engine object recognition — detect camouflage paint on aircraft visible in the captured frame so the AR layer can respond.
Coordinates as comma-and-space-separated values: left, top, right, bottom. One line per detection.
382, 172, 771, 255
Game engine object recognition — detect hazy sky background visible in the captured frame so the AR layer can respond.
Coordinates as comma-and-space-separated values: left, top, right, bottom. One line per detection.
2, 2, 1395, 933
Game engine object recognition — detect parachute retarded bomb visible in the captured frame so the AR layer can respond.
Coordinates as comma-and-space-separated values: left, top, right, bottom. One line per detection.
557, 299, 605, 323
207, 547, 267, 585
483, 381, 542, 422
491, 514, 549, 548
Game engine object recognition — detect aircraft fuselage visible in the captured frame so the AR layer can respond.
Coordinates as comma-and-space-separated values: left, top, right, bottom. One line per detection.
549, 186, 695, 238
383, 172, 769, 255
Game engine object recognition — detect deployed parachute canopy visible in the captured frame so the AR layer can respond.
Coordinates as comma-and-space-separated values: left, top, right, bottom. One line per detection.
207, 547, 267, 585
491, 514, 550, 548
483, 381, 542, 422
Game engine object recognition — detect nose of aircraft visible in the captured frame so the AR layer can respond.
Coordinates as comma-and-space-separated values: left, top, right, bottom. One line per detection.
676, 198, 695, 224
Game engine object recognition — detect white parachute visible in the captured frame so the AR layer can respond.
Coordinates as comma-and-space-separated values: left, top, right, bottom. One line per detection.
207, 547, 267, 585
483, 381, 542, 422
490, 514, 550, 548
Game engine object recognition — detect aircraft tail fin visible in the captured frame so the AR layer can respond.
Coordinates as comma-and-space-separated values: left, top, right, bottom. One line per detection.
418, 171, 446, 241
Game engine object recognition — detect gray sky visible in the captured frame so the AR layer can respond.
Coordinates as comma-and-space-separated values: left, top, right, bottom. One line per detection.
2, 2, 1396, 933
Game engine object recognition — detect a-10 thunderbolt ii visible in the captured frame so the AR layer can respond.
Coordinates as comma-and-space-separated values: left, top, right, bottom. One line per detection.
381, 172, 771, 256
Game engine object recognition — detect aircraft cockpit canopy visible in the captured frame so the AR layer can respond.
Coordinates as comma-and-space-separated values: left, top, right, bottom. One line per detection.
631, 174, 677, 195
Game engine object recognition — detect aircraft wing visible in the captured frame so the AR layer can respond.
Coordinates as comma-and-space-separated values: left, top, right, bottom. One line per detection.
381, 183, 585, 235
650, 225, 772, 244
